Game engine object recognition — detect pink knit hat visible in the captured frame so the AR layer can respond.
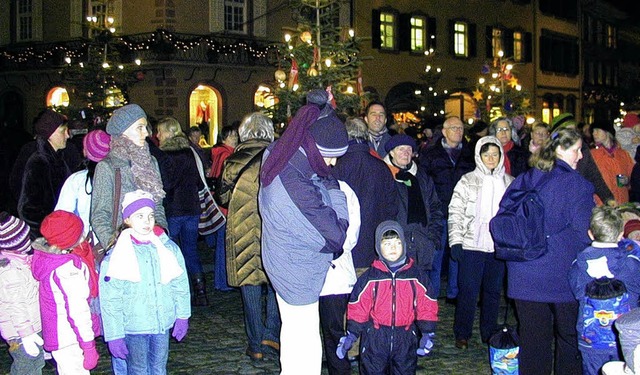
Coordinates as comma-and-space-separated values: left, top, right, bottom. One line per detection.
83, 130, 111, 162
623, 113, 640, 129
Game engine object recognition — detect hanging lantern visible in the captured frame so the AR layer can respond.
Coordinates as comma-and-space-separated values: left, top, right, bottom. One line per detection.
300, 31, 313, 44
274, 69, 287, 82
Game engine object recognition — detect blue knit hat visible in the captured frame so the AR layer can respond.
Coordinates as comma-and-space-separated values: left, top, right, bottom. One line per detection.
307, 90, 348, 158
106, 104, 147, 136
385, 134, 417, 153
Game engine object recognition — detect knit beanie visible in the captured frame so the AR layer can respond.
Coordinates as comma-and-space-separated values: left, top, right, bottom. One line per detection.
591, 120, 616, 137
41, 210, 84, 250
83, 130, 111, 162
374, 220, 407, 268
624, 219, 640, 238
34, 109, 67, 139
623, 113, 640, 129
106, 104, 147, 136
385, 134, 417, 153
0, 212, 31, 253
307, 90, 348, 158
550, 113, 577, 132
122, 190, 156, 219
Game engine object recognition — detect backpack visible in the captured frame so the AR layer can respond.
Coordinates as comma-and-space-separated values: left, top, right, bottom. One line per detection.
490, 173, 551, 262
581, 277, 631, 349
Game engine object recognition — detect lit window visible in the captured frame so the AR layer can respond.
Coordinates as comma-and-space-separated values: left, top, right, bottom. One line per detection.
17, 0, 33, 41
380, 12, 395, 49
454, 22, 467, 57
492, 28, 503, 57
225, 0, 246, 34
606, 24, 616, 49
513, 31, 523, 61
105, 86, 125, 108
542, 101, 550, 124
46, 87, 70, 108
411, 16, 426, 52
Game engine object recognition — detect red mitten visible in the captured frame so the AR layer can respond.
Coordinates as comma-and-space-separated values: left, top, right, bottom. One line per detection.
79, 341, 99, 370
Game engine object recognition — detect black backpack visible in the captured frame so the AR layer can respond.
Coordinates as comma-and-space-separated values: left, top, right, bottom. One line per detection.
490, 173, 551, 262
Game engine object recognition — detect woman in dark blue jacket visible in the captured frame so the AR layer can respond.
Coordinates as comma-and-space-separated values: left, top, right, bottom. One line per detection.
498, 128, 595, 374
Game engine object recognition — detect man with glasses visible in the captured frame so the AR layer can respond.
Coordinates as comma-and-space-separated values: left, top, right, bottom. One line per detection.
419, 116, 475, 302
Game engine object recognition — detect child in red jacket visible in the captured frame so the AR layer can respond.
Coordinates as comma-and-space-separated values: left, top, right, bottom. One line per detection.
337, 220, 439, 374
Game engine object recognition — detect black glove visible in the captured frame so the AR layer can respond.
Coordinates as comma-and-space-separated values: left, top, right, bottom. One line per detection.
450, 244, 463, 262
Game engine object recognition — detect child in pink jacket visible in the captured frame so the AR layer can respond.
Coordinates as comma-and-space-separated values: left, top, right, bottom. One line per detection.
0, 212, 44, 375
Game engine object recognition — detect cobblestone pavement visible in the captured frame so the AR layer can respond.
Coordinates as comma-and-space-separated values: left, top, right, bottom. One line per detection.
0, 247, 513, 374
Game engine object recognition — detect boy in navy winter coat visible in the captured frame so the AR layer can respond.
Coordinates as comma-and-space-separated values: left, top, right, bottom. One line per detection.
569, 206, 640, 375
337, 220, 438, 374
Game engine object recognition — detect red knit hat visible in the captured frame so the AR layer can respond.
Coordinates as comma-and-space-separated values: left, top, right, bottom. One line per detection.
623, 113, 640, 129
624, 219, 640, 238
41, 210, 84, 250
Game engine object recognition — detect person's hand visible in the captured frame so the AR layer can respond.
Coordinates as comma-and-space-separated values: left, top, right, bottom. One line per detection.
21, 333, 43, 357
108, 338, 129, 359
172, 318, 189, 341
450, 244, 463, 262
417, 332, 435, 356
336, 332, 357, 359
79, 341, 99, 370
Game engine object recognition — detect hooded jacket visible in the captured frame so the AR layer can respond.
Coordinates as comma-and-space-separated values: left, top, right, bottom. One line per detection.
30, 238, 94, 351
448, 136, 514, 252
0, 251, 41, 342
347, 220, 438, 337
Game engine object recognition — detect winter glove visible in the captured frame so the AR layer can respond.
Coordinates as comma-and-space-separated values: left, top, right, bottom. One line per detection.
79, 341, 99, 370
336, 331, 357, 360
450, 244, 463, 262
21, 333, 43, 357
417, 332, 435, 356
172, 318, 189, 342
108, 338, 129, 359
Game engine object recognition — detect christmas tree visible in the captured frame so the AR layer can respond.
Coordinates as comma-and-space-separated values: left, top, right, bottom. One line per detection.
269, 0, 366, 128
471, 51, 532, 122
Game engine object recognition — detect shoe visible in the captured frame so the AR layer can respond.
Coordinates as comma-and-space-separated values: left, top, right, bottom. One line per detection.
192, 275, 209, 306
455, 339, 468, 349
245, 347, 264, 361
261, 339, 280, 352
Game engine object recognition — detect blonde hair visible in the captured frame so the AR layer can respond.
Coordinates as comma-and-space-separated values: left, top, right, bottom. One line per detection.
157, 117, 185, 138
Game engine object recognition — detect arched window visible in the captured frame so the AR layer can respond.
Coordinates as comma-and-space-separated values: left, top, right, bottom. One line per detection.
46, 87, 70, 108
189, 85, 221, 146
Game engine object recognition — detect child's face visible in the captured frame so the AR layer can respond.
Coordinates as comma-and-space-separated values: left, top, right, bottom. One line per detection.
629, 230, 640, 241
124, 206, 155, 236
380, 238, 403, 263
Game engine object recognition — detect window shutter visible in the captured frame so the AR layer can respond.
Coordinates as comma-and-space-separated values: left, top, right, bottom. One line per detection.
428, 17, 437, 51
524, 32, 532, 62
399, 13, 411, 51
469, 23, 477, 57
372, 9, 381, 49
448, 19, 455, 56
504, 29, 514, 58
486, 26, 493, 58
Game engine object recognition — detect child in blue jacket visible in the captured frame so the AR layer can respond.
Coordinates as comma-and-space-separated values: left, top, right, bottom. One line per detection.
337, 220, 438, 374
569, 206, 640, 375
100, 190, 190, 374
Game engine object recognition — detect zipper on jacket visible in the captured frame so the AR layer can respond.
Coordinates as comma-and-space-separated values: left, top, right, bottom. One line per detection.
390, 271, 396, 353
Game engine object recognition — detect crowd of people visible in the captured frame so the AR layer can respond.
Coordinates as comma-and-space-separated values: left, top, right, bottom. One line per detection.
2, 93, 640, 375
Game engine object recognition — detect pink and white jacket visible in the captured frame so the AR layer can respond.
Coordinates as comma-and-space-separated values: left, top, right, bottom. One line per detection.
31, 238, 94, 351
0, 251, 41, 342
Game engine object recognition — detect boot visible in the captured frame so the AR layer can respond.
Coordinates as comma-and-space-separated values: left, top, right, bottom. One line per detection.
191, 273, 209, 306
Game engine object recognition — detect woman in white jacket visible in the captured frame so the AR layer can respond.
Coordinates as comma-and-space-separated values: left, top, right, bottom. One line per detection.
448, 135, 514, 349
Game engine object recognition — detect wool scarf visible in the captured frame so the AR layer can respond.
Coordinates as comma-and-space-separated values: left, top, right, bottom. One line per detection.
109, 136, 165, 202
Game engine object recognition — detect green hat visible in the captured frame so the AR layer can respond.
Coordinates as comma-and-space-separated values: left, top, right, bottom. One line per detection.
550, 113, 577, 132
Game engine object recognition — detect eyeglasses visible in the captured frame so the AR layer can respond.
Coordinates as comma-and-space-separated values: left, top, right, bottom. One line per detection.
496, 127, 511, 133
445, 126, 464, 132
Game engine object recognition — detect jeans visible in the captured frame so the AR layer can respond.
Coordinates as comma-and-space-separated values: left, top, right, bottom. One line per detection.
429, 219, 458, 298
515, 299, 582, 375
276, 294, 322, 375
454, 250, 505, 342
8, 338, 44, 375
205, 224, 230, 290
124, 332, 170, 375
241, 284, 281, 353
168, 215, 202, 275
319, 294, 351, 375
111, 356, 127, 375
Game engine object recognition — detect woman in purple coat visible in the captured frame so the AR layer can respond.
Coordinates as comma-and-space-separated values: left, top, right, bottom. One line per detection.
498, 128, 595, 374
